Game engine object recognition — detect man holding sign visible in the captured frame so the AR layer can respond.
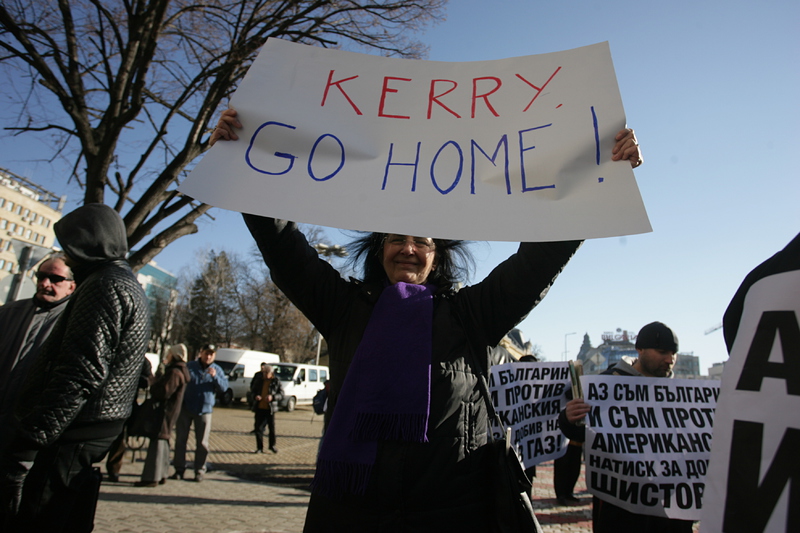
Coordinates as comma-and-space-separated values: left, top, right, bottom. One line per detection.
559, 321, 695, 532
210, 108, 642, 532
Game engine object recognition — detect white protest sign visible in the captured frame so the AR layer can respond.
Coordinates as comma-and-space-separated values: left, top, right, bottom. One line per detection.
582, 375, 719, 521
180, 38, 651, 241
489, 362, 570, 468
701, 270, 800, 532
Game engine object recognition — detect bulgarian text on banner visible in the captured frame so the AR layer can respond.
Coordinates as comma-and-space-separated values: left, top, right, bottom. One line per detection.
582, 375, 720, 521
489, 361, 571, 469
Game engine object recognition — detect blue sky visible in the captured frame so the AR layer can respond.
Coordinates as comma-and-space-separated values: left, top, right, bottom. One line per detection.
2, 0, 798, 372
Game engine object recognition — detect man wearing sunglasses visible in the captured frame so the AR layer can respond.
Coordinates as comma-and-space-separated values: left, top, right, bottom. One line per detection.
0, 256, 76, 448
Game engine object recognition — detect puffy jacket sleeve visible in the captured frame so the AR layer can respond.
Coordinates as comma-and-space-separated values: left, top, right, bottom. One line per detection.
272, 377, 285, 403
456, 240, 583, 351
242, 214, 350, 338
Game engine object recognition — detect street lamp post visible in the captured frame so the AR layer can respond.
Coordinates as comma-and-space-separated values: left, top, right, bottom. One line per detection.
313, 242, 348, 365
6, 239, 54, 303
563, 332, 576, 361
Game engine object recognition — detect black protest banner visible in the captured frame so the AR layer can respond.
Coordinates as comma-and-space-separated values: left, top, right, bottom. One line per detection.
701, 268, 800, 533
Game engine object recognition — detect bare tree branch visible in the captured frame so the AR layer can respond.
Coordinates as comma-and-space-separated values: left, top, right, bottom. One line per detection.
0, 0, 447, 271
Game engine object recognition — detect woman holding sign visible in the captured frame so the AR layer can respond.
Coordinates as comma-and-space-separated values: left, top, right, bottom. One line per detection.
211, 109, 642, 532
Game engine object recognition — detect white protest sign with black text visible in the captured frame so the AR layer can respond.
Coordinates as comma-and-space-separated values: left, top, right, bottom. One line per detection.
701, 270, 800, 533
489, 362, 571, 468
583, 375, 719, 521
180, 39, 651, 241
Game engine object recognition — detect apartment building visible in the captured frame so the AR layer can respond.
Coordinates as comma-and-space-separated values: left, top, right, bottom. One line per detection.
0, 168, 67, 303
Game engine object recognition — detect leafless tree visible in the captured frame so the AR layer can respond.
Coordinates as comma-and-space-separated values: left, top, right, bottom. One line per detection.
235, 226, 326, 361
0, 0, 447, 270
170, 245, 320, 362
530, 344, 544, 360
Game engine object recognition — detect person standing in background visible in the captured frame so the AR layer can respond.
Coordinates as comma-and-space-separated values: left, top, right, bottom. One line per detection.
0, 256, 75, 449
559, 322, 693, 532
250, 363, 284, 454
171, 344, 227, 482
553, 440, 583, 506
136, 344, 190, 487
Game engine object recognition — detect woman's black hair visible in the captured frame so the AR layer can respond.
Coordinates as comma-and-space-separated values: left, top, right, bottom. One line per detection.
347, 232, 474, 290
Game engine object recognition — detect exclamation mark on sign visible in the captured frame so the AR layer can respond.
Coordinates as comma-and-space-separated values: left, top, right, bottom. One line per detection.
592, 106, 604, 183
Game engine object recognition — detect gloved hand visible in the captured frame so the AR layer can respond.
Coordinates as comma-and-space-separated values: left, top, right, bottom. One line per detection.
0, 454, 33, 515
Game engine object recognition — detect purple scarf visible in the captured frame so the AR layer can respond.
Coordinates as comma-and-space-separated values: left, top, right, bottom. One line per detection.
312, 282, 434, 496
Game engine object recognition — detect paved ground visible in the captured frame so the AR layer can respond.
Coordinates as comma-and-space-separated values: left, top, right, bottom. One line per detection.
93, 402, 695, 532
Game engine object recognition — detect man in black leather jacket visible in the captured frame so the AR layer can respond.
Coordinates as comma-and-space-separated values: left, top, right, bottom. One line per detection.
0, 203, 150, 532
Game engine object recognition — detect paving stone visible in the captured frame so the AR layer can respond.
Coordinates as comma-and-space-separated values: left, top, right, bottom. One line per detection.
94, 403, 697, 532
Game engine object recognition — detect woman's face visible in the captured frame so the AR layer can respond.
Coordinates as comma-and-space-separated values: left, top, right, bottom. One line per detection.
382, 234, 437, 285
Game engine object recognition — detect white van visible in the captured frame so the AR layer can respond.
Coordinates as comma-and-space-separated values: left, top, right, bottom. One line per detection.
214, 348, 280, 406
272, 363, 329, 411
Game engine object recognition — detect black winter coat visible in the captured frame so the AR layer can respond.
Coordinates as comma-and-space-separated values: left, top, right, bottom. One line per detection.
249, 372, 284, 414
244, 214, 580, 532
150, 361, 190, 440
12, 204, 150, 448
0, 296, 70, 420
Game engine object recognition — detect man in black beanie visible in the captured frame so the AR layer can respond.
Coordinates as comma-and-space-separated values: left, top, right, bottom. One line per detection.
557, 321, 694, 532
630, 321, 680, 378
0, 203, 150, 532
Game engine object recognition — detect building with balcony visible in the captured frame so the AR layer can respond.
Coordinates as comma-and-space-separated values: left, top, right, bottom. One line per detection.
0, 168, 67, 304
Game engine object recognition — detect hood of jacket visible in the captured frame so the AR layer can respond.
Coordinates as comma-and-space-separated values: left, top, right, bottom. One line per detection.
168, 360, 191, 383
54, 204, 128, 277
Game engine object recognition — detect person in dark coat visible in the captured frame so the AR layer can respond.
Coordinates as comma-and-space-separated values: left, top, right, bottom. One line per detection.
0, 203, 150, 532
211, 109, 643, 532
250, 363, 284, 454
0, 255, 75, 450
699, 231, 800, 531
136, 344, 190, 487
